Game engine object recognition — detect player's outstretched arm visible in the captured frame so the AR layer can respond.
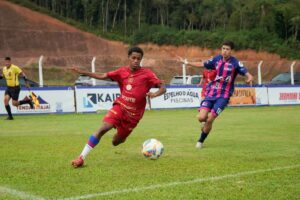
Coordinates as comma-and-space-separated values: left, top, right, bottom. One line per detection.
176, 56, 204, 68
146, 83, 166, 99
245, 72, 254, 86
69, 66, 107, 80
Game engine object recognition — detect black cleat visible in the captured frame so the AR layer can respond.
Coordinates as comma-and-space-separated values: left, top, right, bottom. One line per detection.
28, 100, 34, 109
5, 116, 14, 120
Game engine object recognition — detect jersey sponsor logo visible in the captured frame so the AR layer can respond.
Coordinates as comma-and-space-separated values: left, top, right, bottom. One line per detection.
214, 75, 231, 83
121, 95, 136, 103
215, 75, 223, 81
126, 84, 132, 91
115, 100, 137, 111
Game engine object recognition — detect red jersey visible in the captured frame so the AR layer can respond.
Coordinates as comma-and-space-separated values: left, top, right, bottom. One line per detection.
107, 66, 161, 119
201, 69, 217, 97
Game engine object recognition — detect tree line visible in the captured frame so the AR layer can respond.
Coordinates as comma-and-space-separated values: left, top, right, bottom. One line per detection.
9, 0, 300, 59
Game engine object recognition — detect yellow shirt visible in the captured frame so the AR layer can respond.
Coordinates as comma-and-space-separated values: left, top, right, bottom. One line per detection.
2, 64, 22, 87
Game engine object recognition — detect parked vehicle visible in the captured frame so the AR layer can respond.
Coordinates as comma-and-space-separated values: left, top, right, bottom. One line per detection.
169, 75, 202, 85
75, 75, 117, 86
269, 72, 300, 85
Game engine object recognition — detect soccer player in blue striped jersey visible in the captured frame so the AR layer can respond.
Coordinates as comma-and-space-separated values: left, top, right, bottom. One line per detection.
178, 41, 253, 148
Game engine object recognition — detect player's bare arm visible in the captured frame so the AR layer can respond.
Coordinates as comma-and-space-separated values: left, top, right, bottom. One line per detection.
245, 72, 254, 86
146, 83, 166, 99
186, 61, 204, 68
70, 66, 107, 80
176, 55, 204, 68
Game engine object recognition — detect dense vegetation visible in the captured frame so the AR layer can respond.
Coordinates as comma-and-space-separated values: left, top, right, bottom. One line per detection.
9, 0, 300, 59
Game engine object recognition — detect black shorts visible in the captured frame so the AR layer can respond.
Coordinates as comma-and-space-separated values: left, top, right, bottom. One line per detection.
5, 86, 21, 101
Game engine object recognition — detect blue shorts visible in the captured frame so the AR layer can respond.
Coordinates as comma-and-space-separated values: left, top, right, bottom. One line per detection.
199, 98, 229, 117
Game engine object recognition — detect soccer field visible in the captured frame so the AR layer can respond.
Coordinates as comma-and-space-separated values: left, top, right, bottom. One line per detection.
0, 106, 299, 200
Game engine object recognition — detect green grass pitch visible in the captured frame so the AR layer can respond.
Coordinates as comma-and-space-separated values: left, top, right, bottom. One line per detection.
0, 106, 299, 200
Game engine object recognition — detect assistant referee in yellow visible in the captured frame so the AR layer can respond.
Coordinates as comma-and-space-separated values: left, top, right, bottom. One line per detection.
0, 57, 34, 120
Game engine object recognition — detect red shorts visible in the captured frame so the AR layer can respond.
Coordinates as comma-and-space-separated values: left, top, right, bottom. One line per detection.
103, 104, 141, 141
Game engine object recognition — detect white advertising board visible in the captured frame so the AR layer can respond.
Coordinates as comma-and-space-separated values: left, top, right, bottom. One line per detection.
150, 86, 202, 109
75, 86, 120, 112
150, 86, 269, 109
255, 87, 269, 105
0, 87, 75, 114
268, 86, 300, 105
2, 85, 297, 116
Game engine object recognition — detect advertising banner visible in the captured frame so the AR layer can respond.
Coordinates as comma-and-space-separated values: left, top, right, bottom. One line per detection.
229, 87, 268, 106
2, 85, 298, 115
75, 86, 120, 112
0, 87, 75, 114
150, 87, 201, 109
268, 87, 300, 105
254, 87, 269, 105
229, 87, 256, 105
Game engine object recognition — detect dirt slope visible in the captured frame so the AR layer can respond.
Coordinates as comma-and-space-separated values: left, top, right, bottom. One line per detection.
0, 0, 299, 83
0, 1, 126, 66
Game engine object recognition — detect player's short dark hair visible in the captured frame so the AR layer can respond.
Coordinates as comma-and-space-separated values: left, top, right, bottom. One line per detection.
5, 57, 11, 61
128, 47, 144, 57
222, 41, 235, 50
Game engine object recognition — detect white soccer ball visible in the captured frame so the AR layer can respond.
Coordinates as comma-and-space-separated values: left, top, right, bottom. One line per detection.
142, 138, 164, 160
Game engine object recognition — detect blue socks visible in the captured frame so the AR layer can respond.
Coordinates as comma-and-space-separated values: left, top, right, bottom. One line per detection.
87, 135, 99, 148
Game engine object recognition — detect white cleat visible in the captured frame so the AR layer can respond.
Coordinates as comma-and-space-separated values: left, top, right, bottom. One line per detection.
195, 142, 203, 149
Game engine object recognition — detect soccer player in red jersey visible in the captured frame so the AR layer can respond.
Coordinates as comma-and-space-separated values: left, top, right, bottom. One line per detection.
70, 47, 166, 167
178, 41, 253, 149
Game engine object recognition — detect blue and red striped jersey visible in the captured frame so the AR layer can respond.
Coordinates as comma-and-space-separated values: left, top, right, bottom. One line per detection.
204, 55, 248, 99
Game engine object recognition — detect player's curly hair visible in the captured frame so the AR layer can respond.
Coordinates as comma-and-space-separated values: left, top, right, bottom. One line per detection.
128, 47, 144, 57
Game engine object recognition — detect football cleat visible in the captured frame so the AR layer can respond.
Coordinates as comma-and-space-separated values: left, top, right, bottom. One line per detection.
195, 142, 203, 149
28, 100, 34, 109
5, 116, 14, 120
71, 156, 84, 168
